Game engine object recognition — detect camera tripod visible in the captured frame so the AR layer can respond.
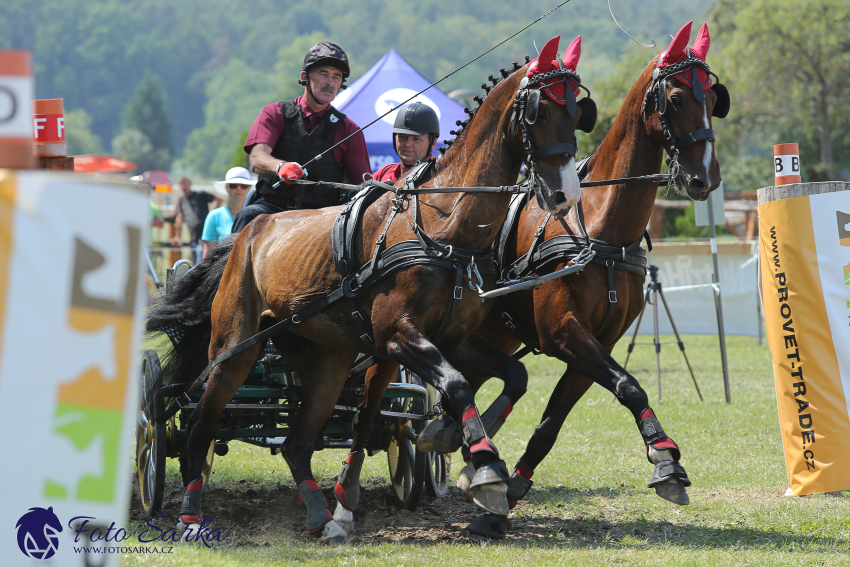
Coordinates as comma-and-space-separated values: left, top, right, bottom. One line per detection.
623, 265, 703, 403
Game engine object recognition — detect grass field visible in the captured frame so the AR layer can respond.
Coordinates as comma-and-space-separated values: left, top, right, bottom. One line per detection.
124, 334, 850, 566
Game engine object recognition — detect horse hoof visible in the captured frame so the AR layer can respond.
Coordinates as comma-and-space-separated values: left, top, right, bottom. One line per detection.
332, 505, 355, 536
471, 481, 509, 515
456, 462, 475, 493
319, 520, 349, 545
417, 417, 461, 453
654, 479, 690, 506
465, 513, 507, 540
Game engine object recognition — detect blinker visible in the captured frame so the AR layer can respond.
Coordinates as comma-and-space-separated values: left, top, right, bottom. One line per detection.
657, 79, 667, 114
710, 83, 730, 118
525, 89, 541, 125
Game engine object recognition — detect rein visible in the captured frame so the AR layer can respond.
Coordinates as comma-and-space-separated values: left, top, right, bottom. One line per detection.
284, 171, 673, 197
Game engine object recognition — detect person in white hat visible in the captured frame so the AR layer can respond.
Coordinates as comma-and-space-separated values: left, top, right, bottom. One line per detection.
200, 166, 255, 258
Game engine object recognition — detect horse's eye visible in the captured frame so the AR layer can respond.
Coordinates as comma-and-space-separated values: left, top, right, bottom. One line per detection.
670, 94, 683, 106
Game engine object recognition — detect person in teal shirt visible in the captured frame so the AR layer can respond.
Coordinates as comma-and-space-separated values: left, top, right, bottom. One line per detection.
201, 167, 253, 258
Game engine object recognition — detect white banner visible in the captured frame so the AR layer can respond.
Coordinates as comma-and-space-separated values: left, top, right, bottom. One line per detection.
628, 241, 762, 337
0, 170, 147, 565
809, 192, 850, 423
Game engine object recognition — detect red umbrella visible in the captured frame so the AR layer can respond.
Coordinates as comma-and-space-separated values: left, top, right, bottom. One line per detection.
73, 154, 138, 174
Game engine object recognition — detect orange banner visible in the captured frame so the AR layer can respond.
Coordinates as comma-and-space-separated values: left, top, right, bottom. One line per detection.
759, 193, 850, 495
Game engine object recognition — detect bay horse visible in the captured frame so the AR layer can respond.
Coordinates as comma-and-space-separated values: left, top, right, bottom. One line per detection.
146, 33, 595, 543
455, 21, 729, 512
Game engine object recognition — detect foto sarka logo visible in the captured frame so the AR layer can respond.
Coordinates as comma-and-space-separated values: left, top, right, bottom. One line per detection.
16, 506, 63, 559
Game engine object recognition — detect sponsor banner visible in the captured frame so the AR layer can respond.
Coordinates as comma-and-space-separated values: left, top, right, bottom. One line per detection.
0, 170, 148, 565
758, 191, 850, 495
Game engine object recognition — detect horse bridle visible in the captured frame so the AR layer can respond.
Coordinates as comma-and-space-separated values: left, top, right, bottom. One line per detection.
510, 65, 591, 192
642, 50, 720, 181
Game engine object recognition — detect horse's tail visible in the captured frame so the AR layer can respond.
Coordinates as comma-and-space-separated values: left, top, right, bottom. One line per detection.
145, 234, 236, 389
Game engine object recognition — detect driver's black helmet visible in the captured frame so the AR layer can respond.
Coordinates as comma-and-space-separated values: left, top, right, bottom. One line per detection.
301, 42, 350, 79
392, 102, 440, 138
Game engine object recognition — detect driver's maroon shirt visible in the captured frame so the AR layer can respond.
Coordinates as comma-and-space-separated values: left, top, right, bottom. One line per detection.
244, 95, 371, 182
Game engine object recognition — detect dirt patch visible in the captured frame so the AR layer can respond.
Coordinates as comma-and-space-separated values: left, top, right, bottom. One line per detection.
128, 477, 571, 545
130, 477, 494, 544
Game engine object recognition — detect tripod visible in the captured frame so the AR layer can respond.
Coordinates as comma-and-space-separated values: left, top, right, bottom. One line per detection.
624, 265, 703, 403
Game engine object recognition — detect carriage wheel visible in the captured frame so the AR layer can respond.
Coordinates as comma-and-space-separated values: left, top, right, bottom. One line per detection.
421, 383, 451, 498
425, 451, 452, 498
136, 350, 166, 517
386, 423, 425, 510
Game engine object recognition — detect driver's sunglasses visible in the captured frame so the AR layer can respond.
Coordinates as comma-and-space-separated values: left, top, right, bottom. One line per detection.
226, 184, 250, 190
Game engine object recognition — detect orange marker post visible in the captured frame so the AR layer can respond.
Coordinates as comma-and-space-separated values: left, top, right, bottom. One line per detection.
774, 143, 801, 186
0, 51, 35, 169
32, 98, 66, 157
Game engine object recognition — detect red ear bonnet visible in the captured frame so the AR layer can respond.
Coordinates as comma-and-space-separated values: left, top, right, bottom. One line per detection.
657, 21, 712, 89
526, 35, 581, 105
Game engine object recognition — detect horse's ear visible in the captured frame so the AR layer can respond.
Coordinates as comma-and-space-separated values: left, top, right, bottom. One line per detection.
660, 21, 693, 66
562, 35, 581, 70
711, 83, 730, 118
576, 97, 597, 133
692, 22, 710, 60
537, 35, 561, 71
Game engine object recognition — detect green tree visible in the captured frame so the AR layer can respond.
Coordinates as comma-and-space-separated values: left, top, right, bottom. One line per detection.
64, 109, 103, 155
230, 130, 250, 170
708, 0, 850, 182
111, 129, 169, 174
180, 59, 279, 177
117, 72, 174, 171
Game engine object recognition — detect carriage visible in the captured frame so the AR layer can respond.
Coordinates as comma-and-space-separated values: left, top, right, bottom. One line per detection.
136, 25, 723, 541
135, 258, 451, 518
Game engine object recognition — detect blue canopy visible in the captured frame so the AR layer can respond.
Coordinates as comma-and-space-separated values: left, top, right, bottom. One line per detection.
332, 49, 467, 173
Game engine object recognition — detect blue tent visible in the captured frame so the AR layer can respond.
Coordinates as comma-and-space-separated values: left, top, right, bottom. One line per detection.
332, 49, 467, 173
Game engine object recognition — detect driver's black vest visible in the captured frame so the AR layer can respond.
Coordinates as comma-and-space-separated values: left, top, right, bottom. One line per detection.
256, 99, 347, 208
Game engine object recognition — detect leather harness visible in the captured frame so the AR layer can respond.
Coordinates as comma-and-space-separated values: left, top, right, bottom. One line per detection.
333, 160, 493, 353
492, 156, 650, 360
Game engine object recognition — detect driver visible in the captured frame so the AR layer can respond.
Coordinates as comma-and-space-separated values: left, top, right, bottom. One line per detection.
373, 102, 440, 183
232, 41, 371, 233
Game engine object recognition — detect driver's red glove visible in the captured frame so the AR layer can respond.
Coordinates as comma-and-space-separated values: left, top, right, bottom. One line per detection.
276, 162, 304, 184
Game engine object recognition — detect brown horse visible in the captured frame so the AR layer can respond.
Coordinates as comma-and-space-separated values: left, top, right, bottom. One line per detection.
456, 21, 728, 511
147, 33, 594, 543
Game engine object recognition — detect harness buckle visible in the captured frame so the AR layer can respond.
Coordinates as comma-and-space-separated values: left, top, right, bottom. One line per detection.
609, 290, 618, 303
454, 286, 463, 300
175, 392, 192, 410
622, 247, 626, 262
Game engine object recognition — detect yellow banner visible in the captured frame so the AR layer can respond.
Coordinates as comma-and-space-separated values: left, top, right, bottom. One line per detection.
759, 193, 850, 495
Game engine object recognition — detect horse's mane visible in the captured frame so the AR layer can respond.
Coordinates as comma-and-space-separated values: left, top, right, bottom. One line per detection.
434, 57, 531, 171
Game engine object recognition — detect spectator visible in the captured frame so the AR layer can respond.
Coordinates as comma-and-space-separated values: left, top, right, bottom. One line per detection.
201, 167, 253, 258
171, 176, 222, 264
